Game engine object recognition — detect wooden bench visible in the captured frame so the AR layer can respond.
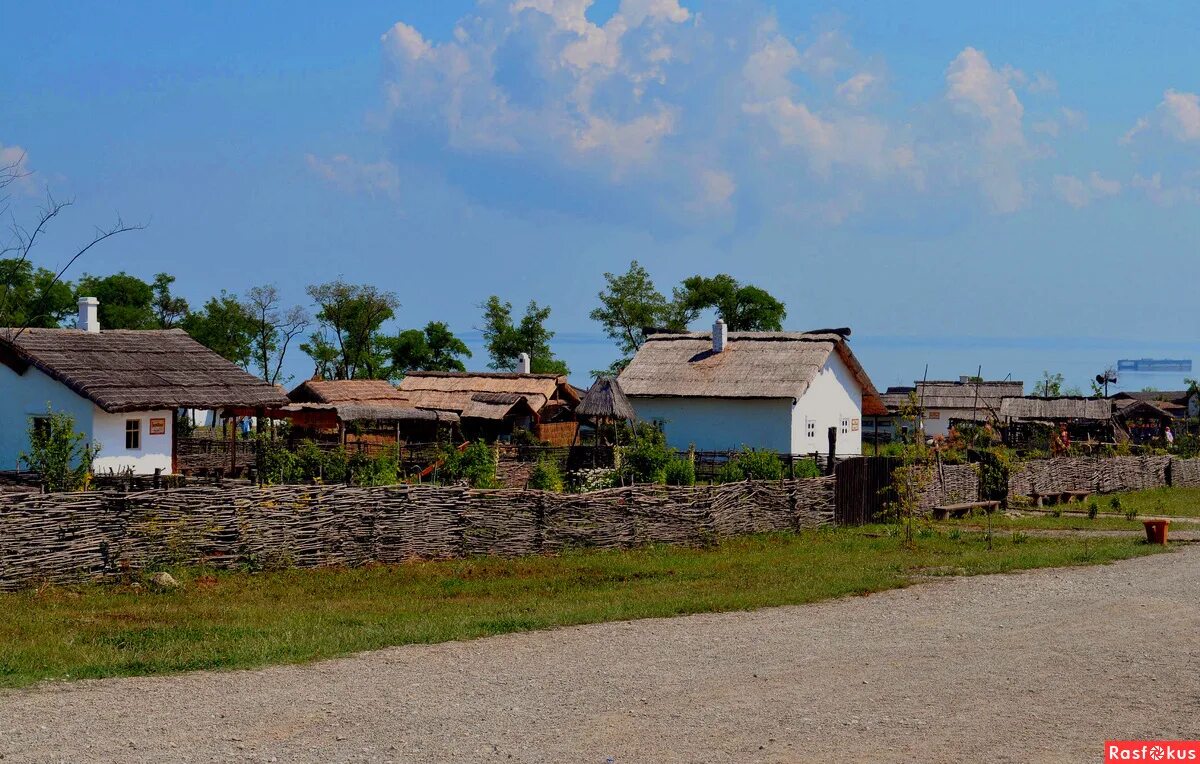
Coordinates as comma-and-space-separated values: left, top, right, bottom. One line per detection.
1032, 490, 1093, 507
932, 500, 1001, 520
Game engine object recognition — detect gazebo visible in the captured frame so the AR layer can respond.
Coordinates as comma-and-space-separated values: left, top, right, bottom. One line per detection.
576, 376, 636, 446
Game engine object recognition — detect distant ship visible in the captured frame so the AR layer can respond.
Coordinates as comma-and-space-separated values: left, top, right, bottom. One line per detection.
1117, 358, 1193, 373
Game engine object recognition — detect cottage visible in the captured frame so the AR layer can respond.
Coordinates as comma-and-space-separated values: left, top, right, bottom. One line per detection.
999, 396, 1115, 447
396, 355, 581, 445
907, 377, 1024, 436
617, 322, 885, 456
0, 297, 287, 475
279, 378, 459, 447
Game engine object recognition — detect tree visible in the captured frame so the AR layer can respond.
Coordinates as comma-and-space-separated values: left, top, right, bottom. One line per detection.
1033, 370, 1065, 398
480, 296, 568, 375
301, 279, 399, 380
670, 273, 786, 331
243, 284, 309, 385
0, 258, 75, 327
181, 291, 257, 367
590, 260, 669, 364
391, 321, 471, 374
20, 407, 100, 492
75, 272, 155, 329
151, 272, 189, 328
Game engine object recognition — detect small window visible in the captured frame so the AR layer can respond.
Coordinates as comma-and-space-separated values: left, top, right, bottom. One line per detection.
841, 417, 850, 435
125, 419, 141, 450
806, 419, 816, 439
31, 416, 50, 440
652, 418, 666, 433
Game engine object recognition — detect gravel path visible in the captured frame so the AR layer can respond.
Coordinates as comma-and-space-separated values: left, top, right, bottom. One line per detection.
3, 548, 1200, 763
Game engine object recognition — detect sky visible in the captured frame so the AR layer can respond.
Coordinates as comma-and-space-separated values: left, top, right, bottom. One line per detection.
3, 0, 1200, 391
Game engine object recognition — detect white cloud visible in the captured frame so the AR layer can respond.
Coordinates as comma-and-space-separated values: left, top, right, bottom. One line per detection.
1053, 171, 1120, 208
0, 142, 35, 197
836, 72, 877, 105
305, 154, 400, 198
1124, 89, 1200, 145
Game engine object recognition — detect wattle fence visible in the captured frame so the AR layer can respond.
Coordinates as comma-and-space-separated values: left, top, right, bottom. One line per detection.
0, 478, 835, 591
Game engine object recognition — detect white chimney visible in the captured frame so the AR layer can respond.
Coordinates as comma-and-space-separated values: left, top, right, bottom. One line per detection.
712, 319, 727, 353
517, 352, 531, 374
77, 297, 99, 333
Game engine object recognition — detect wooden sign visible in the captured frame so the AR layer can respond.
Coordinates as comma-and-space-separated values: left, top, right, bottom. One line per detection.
149, 418, 167, 435
851, 419, 860, 432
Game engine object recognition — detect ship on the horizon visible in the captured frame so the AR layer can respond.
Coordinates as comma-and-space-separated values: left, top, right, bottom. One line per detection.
1117, 358, 1193, 373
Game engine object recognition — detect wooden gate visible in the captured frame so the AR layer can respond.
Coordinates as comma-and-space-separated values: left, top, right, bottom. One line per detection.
834, 457, 898, 525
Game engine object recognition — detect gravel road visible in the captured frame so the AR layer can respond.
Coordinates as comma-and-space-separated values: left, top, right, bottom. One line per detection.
3, 547, 1199, 764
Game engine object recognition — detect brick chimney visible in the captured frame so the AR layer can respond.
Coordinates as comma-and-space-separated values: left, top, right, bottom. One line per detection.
712, 319, 727, 353
77, 297, 99, 333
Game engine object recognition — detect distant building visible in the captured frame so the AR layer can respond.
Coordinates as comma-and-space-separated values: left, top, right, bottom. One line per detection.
903, 377, 1024, 437
617, 322, 885, 455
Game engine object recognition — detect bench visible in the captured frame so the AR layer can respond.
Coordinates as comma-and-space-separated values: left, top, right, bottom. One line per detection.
932, 500, 1001, 520
1031, 490, 1092, 507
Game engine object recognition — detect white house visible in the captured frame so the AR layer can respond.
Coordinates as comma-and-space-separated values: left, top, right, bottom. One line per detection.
906, 377, 1023, 437
617, 321, 886, 456
0, 297, 287, 475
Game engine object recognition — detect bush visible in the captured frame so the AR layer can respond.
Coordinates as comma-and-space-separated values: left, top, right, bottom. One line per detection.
292, 440, 348, 483
621, 423, 672, 483
21, 407, 99, 492
441, 440, 498, 488
529, 458, 564, 492
714, 460, 745, 484
1087, 501, 1099, 520
351, 453, 399, 486
735, 447, 782, 481
790, 458, 821, 479
663, 456, 696, 486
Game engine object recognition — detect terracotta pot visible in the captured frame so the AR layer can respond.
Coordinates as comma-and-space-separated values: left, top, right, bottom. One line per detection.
1143, 519, 1170, 545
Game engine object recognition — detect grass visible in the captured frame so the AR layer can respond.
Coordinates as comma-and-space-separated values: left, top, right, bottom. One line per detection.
0, 526, 1165, 690
936, 487, 1200, 532
1102, 487, 1200, 518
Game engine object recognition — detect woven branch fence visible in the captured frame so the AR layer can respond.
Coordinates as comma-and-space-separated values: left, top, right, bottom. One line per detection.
0, 477, 835, 590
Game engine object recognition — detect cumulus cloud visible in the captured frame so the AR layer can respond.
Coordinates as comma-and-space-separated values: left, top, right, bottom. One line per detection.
0, 142, 35, 197
305, 154, 401, 198
1124, 89, 1200, 145
1052, 171, 1120, 208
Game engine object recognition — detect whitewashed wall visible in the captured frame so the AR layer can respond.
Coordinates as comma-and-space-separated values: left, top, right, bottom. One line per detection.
0, 363, 95, 472
92, 409, 174, 475
791, 351, 864, 456
628, 397, 794, 452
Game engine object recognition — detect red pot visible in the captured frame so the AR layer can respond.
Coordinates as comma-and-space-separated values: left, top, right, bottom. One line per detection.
1143, 519, 1170, 545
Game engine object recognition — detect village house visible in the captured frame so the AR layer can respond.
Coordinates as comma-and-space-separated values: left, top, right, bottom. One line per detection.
396, 355, 581, 445
902, 377, 1024, 437
616, 321, 886, 456
278, 378, 459, 447
0, 297, 287, 475
998, 396, 1116, 448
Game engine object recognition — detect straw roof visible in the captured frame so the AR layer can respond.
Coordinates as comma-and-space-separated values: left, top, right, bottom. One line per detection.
880, 386, 916, 413
396, 371, 579, 418
999, 396, 1113, 421
577, 377, 636, 421
0, 327, 287, 413
915, 380, 1024, 411
617, 331, 886, 416
288, 379, 410, 406
1113, 398, 1187, 420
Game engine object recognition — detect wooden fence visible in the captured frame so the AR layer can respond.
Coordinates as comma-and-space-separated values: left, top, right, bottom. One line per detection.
0, 477, 835, 591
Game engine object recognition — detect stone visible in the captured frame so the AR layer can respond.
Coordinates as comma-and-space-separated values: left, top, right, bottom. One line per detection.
149, 572, 180, 589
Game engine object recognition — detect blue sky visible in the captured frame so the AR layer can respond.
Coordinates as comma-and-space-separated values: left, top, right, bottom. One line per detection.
4, 1, 1199, 389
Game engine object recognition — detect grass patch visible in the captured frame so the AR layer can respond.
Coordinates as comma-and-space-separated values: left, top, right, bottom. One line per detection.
1107, 487, 1200, 518
0, 527, 1164, 690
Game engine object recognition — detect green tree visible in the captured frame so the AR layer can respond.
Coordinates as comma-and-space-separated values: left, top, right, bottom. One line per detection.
390, 321, 472, 374
0, 258, 76, 327
20, 407, 100, 492
1033, 371, 1065, 398
244, 284, 309, 385
182, 291, 257, 367
480, 296, 568, 375
75, 272, 155, 329
151, 272, 189, 328
301, 280, 399, 380
670, 274, 787, 331
590, 260, 669, 367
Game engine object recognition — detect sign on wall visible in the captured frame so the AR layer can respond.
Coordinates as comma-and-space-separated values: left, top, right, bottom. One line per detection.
851, 419, 860, 431
149, 418, 167, 435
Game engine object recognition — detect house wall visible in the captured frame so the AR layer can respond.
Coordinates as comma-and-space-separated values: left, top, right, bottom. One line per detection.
791, 351, 864, 456
92, 409, 174, 475
0, 363, 95, 472
923, 407, 986, 437
628, 397, 794, 452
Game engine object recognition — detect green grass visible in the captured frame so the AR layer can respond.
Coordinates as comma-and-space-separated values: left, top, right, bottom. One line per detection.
1100, 487, 1200, 518
0, 527, 1165, 690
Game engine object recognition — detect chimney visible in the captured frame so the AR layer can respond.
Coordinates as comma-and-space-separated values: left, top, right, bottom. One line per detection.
517, 352, 531, 374
77, 297, 100, 333
712, 319, 727, 353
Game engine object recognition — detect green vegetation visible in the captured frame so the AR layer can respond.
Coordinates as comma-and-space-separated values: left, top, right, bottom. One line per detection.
620, 423, 672, 483
20, 407, 99, 491
663, 455, 696, 486
0, 527, 1162, 689
528, 458, 565, 492
439, 440, 499, 488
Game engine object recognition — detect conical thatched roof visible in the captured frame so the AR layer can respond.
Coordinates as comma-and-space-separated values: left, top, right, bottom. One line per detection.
577, 376, 636, 421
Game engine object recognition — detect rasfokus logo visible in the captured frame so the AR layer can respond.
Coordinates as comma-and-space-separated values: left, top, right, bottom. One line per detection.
1106, 741, 1200, 762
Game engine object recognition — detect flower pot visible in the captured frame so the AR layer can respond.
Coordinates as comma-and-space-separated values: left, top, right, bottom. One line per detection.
1143, 519, 1170, 545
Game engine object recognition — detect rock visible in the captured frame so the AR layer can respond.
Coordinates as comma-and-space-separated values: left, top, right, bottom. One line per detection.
149, 572, 180, 589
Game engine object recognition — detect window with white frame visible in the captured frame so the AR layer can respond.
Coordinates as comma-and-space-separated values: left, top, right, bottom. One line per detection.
806, 419, 816, 439
841, 417, 849, 435
125, 419, 141, 450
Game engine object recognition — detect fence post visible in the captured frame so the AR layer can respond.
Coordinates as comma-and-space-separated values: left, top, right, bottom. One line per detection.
153, 468, 161, 490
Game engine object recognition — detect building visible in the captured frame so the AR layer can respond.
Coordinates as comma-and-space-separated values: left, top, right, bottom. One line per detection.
616, 321, 885, 455
0, 297, 287, 475
907, 377, 1024, 437
281, 378, 459, 446
396, 355, 581, 445
998, 396, 1116, 447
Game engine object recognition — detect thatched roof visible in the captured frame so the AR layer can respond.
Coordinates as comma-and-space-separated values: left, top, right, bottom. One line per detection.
396, 371, 579, 418
0, 328, 287, 413
915, 380, 1024, 412
577, 377, 636, 421
288, 379, 410, 406
617, 331, 887, 416
1112, 390, 1193, 406
999, 396, 1113, 421
1113, 398, 1187, 420
880, 386, 916, 413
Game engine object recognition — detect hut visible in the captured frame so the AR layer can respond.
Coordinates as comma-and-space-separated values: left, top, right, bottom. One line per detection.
277, 378, 459, 450
999, 396, 1115, 448
1112, 398, 1183, 444
576, 376, 636, 445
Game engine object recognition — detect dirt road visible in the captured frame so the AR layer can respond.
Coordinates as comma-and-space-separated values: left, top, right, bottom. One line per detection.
3, 548, 1199, 763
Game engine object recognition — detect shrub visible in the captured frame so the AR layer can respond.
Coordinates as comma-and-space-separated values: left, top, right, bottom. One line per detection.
621, 423, 672, 483
351, 453, 399, 486
663, 456, 696, 486
529, 458, 564, 492
20, 407, 99, 492
735, 447, 783, 481
445, 440, 498, 488
1124, 506, 1139, 522
1087, 501, 1099, 520
292, 440, 348, 483
790, 458, 821, 479
714, 460, 745, 484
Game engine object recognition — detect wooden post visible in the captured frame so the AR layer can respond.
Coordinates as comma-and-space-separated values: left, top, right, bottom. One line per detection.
827, 426, 837, 476
153, 467, 161, 490
229, 414, 238, 475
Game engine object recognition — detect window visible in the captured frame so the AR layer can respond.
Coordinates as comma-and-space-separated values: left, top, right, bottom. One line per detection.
652, 418, 666, 432
31, 416, 50, 441
125, 419, 141, 450
841, 417, 850, 435
806, 419, 816, 439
